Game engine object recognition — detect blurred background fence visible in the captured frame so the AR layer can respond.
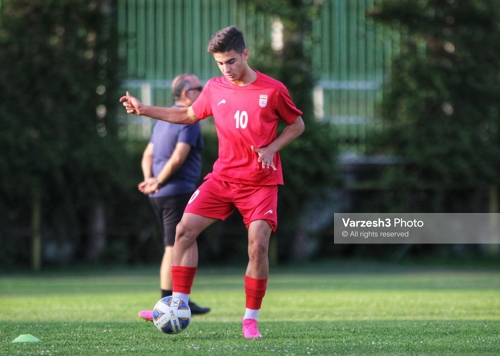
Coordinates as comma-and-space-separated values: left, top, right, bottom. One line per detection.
117, 0, 399, 153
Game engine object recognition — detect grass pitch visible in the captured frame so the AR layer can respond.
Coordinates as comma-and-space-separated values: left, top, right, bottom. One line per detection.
1, 260, 500, 355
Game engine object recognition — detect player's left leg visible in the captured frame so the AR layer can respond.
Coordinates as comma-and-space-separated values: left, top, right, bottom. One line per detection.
236, 184, 277, 338
242, 220, 272, 338
246, 220, 271, 278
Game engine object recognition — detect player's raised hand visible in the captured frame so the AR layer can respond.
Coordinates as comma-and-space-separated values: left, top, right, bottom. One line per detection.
119, 91, 143, 115
251, 145, 277, 171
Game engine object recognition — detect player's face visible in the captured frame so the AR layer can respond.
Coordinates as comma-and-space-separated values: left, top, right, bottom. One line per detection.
213, 49, 249, 84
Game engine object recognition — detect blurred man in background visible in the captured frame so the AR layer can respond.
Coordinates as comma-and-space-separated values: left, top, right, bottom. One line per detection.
137, 73, 210, 321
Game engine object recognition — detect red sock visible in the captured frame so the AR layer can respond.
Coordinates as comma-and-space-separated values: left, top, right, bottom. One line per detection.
172, 265, 197, 294
245, 275, 268, 310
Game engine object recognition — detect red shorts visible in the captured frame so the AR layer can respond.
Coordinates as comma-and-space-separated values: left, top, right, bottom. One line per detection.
185, 177, 278, 232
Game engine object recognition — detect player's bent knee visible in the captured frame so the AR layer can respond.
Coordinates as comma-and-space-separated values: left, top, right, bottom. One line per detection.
175, 221, 198, 243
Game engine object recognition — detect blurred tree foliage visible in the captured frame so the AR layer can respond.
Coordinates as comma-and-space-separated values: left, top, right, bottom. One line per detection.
0, 0, 133, 266
367, 0, 500, 212
238, 0, 337, 260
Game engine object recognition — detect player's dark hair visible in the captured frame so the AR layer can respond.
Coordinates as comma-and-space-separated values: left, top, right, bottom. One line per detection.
172, 73, 194, 101
207, 26, 246, 54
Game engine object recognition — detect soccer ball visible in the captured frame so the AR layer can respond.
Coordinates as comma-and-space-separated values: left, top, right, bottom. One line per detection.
153, 296, 191, 334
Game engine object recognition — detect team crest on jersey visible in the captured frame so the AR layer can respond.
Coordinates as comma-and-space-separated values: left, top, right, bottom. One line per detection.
259, 94, 268, 108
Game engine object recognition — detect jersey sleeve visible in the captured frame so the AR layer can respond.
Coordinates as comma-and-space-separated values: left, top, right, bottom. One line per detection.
275, 85, 303, 125
191, 80, 213, 120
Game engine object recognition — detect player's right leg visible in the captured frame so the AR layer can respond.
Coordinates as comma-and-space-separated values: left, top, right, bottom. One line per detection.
174, 213, 217, 266
139, 193, 211, 321
171, 213, 218, 305
171, 179, 234, 312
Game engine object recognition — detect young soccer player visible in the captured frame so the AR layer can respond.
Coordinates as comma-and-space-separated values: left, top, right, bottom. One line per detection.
120, 25, 305, 338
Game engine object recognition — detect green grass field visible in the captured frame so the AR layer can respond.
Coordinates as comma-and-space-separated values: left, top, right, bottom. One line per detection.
1, 260, 500, 355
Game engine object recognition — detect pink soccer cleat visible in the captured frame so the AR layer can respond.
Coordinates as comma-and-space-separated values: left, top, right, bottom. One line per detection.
138, 310, 153, 322
242, 318, 262, 339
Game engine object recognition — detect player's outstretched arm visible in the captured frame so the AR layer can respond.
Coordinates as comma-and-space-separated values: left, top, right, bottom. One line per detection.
119, 91, 200, 125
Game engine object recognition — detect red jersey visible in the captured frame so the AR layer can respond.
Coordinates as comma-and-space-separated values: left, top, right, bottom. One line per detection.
192, 71, 302, 185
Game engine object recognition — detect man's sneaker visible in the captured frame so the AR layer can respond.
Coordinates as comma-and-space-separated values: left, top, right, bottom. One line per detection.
138, 310, 153, 322
189, 301, 211, 315
242, 318, 262, 339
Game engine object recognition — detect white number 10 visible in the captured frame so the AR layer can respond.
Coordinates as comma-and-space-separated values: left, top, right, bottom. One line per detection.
234, 110, 248, 129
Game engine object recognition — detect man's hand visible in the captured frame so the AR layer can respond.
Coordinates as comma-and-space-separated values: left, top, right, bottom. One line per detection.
251, 145, 277, 170
119, 91, 143, 115
138, 177, 159, 194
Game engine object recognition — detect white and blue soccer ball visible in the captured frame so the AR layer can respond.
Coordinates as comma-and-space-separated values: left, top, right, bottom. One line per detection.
153, 296, 191, 334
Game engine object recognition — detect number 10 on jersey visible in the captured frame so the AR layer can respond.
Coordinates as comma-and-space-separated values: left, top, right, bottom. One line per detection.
234, 110, 248, 129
